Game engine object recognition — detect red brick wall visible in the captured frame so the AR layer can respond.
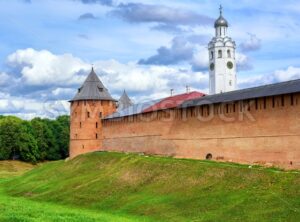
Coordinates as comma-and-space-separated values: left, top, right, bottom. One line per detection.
102, 94, 300, 169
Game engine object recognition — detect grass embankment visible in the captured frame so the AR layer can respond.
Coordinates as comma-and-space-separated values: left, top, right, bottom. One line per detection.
1, 152, 300, 222
0, 159, 143, 222
0, 160, 35, 178
0, 186, 142, 222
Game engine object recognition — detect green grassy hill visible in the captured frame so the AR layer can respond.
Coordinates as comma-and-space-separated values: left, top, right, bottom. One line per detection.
0, 160, 36, 178
2, 152, 300, 221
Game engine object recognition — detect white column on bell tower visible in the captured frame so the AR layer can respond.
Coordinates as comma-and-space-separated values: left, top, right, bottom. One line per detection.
208, 5, 237, 94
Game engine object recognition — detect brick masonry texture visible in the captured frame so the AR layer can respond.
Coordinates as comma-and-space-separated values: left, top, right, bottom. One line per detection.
102, 94, 300, 169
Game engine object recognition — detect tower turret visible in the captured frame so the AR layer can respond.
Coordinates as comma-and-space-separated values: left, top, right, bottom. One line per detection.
117, 90, 133, 111
69, 68, 116, 158
208, 5, 237, 94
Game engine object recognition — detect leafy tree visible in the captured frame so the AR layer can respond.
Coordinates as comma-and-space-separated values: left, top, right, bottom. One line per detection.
18, 127, 39, 163
56, 115, 70, 158
0, 116, 22, 160
42, 119, 62, 160
30, 118, 48, 160
0, 115, 70, 162
31, 118, 59, 160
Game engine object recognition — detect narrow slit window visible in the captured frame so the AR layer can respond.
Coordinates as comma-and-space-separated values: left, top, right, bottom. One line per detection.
227, 50, 231, 58
218, 50, 222, 58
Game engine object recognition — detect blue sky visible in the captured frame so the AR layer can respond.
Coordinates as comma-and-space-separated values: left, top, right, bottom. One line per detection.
1, 0, 300, 119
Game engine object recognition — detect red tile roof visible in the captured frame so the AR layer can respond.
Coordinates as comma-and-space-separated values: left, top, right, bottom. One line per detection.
142, 91, 205, 113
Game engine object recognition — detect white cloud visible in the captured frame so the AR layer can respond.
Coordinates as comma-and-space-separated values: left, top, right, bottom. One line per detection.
1, 48, 210, 118
273, 66, 300, 82
238, 66, 300, 89
236, 52, 252, 71
7, 48, 89, 86
95, 60, 168, 91
0, 72, 10, 86
239, 33, 261, 52
191, 47, 208, 71
51, 87, 75, 97
94, 59, 208, 98
0, 95, 69, 120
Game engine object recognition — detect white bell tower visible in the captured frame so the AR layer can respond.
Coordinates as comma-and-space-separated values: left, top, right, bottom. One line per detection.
208, 5, 237, 94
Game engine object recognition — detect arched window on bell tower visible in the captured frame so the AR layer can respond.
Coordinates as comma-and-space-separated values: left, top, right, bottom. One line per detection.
211, 51, 214, 59
227, 50, 231, 58
218, 50, 222, 58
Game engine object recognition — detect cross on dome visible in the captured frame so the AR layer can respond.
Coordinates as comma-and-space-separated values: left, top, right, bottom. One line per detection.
214, 5, 228, 28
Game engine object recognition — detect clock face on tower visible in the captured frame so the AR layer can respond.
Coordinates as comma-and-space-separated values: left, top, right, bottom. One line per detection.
210, 63, 215, 71
227, 61, 233, 69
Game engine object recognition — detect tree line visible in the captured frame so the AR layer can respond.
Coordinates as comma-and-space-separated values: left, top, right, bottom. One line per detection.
0, 115, 69, 163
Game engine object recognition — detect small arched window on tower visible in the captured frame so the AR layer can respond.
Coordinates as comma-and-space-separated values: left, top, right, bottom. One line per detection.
98, 87, 103, 92
227, 50, 231, 58
229, 80, 232, 86
210, 51, 214, 59
218, 50, 222, 58
96, 122, 98, 128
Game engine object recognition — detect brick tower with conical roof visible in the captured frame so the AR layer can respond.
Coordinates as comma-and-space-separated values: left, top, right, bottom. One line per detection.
69, 68, 116, 158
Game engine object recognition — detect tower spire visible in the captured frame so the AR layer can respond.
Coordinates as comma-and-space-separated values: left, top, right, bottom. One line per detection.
219, 4, 223, 16
117, 90, 133, 111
